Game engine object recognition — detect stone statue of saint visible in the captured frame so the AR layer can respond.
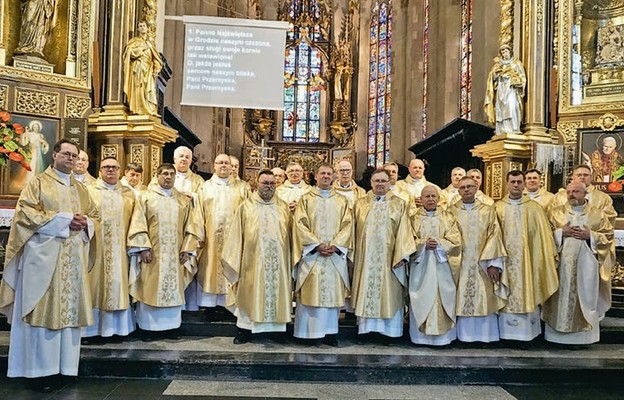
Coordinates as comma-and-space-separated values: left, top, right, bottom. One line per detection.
484, 45, 527, 135
595, 24, 624, 66
15, 0, 58, 59
122, 21, 163, 116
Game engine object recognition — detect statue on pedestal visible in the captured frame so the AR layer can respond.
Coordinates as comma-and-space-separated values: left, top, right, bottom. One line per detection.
14, 0, 58, 60
484, 45, 527, 135
122, 21, 163, 116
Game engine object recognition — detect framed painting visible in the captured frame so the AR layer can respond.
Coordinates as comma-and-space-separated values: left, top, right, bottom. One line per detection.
5, 115, 60, 195
577, 128, 624, 194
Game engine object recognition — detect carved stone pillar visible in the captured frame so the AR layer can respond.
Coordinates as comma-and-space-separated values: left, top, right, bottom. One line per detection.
520, 0, 550, 140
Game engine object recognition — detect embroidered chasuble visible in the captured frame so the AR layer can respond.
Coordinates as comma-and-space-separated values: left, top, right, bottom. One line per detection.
475, 190, 494, 206
0, 167, 99, 329
174, 169, 205, 195
222, 193, 293, 324
440, 185, 461, 209
410, 208, 462, 335
524, 187, 555, 210
75, 172, 97, 186
351, 192, 415, 319
127, 183, 199, 307
332, 180, 366, 208
87, 179, 135, 311
293, 187, 353, 308
543, 204, 613, 333
276, 180, 311, 204
191, 175, 250, 300
494, 196, 559, 314
449, 200, 508, 317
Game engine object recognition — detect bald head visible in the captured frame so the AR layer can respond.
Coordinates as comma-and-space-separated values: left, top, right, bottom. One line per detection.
566, 182, 587, 206
408, 159, 425, 179
214, 153, 232, 178
421, 185, 439, 211
603, 136, 617, 155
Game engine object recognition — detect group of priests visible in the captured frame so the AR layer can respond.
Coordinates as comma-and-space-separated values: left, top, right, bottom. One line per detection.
0, 140, 616, 389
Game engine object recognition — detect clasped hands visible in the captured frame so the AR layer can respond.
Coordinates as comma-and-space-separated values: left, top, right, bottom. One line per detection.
140, 250, 191, 264
561, 222, 590, 241
69, 213, 88, 232
315, 243, 338, 257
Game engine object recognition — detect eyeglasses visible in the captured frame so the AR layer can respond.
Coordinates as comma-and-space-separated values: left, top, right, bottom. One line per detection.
100, 166, 120, 170
58, 151, 79, 159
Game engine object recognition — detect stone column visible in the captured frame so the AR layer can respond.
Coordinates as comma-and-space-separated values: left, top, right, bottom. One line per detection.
520, 0, 550, 140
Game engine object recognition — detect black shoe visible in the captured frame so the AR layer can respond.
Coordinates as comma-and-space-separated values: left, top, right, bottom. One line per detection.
164, 329, 181, 340
30, 375, 62, 392
233, 328, 251, 345
323, 334, 338, 347
270, 333, 288, 344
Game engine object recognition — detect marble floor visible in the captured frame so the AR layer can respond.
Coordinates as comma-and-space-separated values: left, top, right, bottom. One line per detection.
1, 377, 624, 400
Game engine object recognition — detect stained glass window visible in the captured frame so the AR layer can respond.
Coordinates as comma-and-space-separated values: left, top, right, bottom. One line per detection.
367, 0, 393, 168
460, 0, 473, 119
282, 0, 327, 142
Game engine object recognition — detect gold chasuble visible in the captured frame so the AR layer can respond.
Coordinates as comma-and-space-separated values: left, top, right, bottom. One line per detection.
552, 185, 617, 225
175, 170, 205, 196
332, 180, 366, 208
524, 187, 555, 210
351, 192, 415, 319
293, 187, 353, 308
410, 208, 462, 335
544, 204, 614, 333
193, 176, 250, 300
222, 193, 292, 324
394, 176, 441, 203
127, 183, 199, 307
276, 180, 311, 204
450, 200, 508, 317
87, 179, 135, 311
494, 196, 559, 314
0, 167, 98, 329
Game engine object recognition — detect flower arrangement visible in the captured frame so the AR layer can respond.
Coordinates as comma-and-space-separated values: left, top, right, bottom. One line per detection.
0, 111, 31, 171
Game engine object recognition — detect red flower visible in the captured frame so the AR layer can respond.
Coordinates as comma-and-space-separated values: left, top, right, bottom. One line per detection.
3, 135, 10, 142
20, 161, 31, 171
0, 147, 10, 153
13, 123, 24, 134
8, 152, 23, 162
0, 111, 10, 122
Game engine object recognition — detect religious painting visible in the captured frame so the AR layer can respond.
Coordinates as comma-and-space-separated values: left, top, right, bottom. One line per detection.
63, 118, 88, 151
331, 148, 354, 166
577, 129, 624, 194
5, 115, 59, 195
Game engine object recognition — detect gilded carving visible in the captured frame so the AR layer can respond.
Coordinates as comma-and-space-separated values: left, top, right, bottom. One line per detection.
491, 161, 503, 199
273, 148, 330, 174
612, 261, 624, 288
509, 161, 523, 171
500, 0, 514, 47
556, 120, 582, 143
151, 146, 161, 177
15, 87, 59, 116
588, 112, 624, 131
65, 95, 91, 118
553, 0, 559, 66
536, 0, 544, 36
143, 0, 158, 44
130, 144, 145, 165
0, 85, 8, 110
101, 144, 118, 159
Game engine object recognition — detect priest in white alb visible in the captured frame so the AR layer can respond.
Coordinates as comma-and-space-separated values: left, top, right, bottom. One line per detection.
0, 139, 98, 388
351, 169, 415, 340
276, 162, 310, 212
222, 170, 292, 344
173, 146, 204, 203
409, 185, 462, 346
544, 182, 614, 345
333, 159, 366, 207
128, 163, 199, 339
293, 164, 353, 346
83, 157, 136, 342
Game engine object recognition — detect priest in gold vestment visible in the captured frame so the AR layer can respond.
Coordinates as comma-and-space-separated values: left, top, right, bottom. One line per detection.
0, 139, 98, 381
467, 168, 494, 206
222, 170, 292, 344
544, 183, 614, 345
83, 157, 136, 341
333, 159, 366, 207
409, 186, 462, 346
190, 154, 250, 311
173, 146, 204, 202
351, 170, 415, 339
128, 164, 198, 337
73, 150, 97, 185
394, 159, 442, 206
293, 164, 353, 346
450, 177, 508, 343
524, 169, 554, 210
276, 162, 311, 212
439, 167, 465, 209
494, 171, 558, 341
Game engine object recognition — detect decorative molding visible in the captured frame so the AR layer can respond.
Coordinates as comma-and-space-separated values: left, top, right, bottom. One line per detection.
65, 95, 91, 118
0, 85, 8, 110
14, 88, 59, 116
130, 144, 145, 165
500, 0, 514, 47
150, 146, 161, 177
556, 120, 582, 143
101, 144, 118, 159
510, 161, 523, 171
491, 161, 503, 199
588, 113, 624, 131
536, 0, 544, 36
553, 0, 559, 67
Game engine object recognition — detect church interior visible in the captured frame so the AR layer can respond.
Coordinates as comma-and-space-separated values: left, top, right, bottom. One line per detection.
1, 0, 624, 398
